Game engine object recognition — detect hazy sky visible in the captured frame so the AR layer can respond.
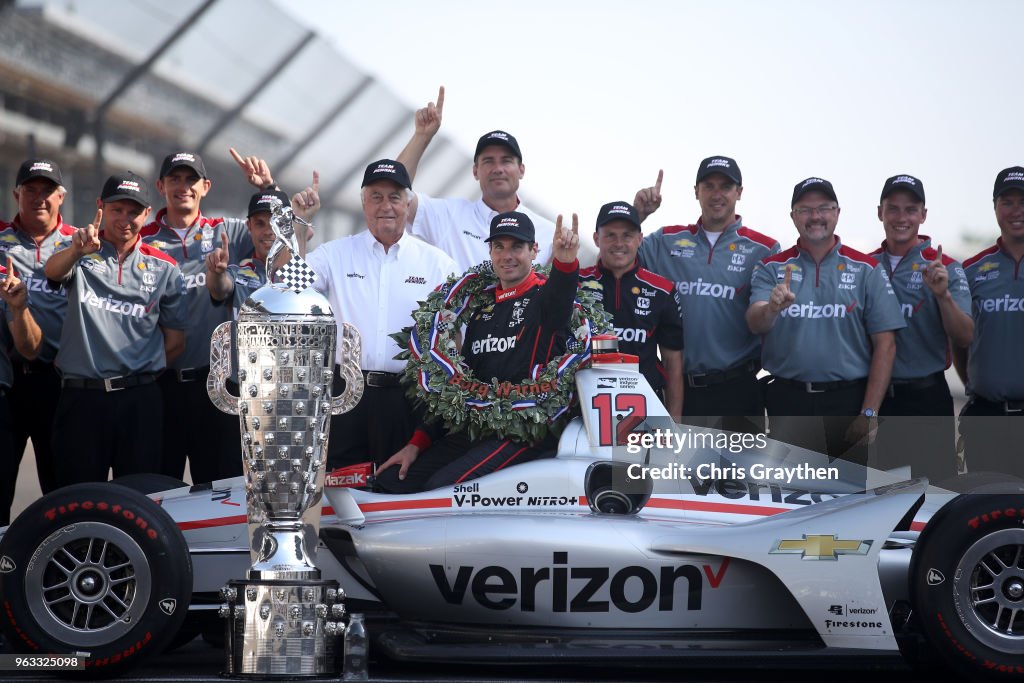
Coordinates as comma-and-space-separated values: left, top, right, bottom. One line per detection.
278, 0, 1020, 259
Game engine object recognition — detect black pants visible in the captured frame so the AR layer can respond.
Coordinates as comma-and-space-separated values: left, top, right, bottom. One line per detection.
0, 389, 17, 525
159, 371, 241, 484
959, 396, 1024, 479
326, 370, 423, 470
8, 361, 61, 495
52, 383, 164, 486
876, 373, 958, 483
765, 378, 869, 466
681, 370, 765, 434
376, 432, 557, 494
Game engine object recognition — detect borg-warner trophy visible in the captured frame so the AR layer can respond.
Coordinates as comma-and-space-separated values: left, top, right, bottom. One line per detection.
207, 199, 364, 677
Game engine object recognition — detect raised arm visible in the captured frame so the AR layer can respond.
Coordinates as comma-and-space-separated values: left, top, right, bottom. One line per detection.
396, 85, 444, 225
633, 169, 663, 224
1, 258, 43, 360
45, 208, 101, 282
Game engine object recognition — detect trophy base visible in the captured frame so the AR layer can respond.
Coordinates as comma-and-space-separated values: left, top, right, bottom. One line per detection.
221, 578, 345, 678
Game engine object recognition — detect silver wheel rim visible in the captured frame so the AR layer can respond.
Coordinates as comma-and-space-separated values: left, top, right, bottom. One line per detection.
954, 527, 1024, 653
26, 521, 152, 646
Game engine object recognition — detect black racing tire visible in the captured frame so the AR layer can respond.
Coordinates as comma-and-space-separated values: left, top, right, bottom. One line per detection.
110, 473, 189, 496
0, 483, 193, 678
911, 489, 1024, 680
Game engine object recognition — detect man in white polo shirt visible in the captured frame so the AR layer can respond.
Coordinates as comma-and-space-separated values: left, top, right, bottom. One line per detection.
395, 86, 555, 271
305, 159, 456, 470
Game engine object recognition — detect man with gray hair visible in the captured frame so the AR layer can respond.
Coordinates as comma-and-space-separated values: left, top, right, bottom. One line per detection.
304, 159, 456, 470
0, 159, 78, 496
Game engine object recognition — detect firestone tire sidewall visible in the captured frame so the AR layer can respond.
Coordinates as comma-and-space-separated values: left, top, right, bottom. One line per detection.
913, 494, 1024, 680
0, 483, 193, 678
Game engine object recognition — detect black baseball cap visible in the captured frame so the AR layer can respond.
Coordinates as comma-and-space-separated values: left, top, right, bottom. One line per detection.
695, 156, 742, 185
595, 201, 642, 231
16, 158, 63, 186
486, 211, 535, 243
247, 189, 290, 217
993, 166, 1024, 199
880, 174, 926, 203
101, 172, 151, 208
159, 151, 207, 179
792, 177, 838, 207
361, 159, 412, 189
474, 130, 522, 162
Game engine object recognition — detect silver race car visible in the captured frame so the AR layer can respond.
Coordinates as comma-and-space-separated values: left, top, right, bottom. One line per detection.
0, 352, 1021, 680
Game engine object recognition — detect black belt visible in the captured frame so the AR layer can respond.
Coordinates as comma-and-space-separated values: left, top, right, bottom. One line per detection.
686, 359, 759, 388
173, 366, 209, 382
12, 360, 56, 376
362, 370, 401, 388
888, 371, 943, 395
61, 373, 159, 392
772, 376, 866, 394
973, 396, 1024, 414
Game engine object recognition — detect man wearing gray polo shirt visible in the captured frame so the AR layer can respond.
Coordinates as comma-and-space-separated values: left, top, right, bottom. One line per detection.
0, 258, 44, 524
868, 174, 973, 481
635, 156, 780, 433
45, 172, 187, 485
747, 177, 905, 464
957, 166, 1024, 478
396, 86, 555, 271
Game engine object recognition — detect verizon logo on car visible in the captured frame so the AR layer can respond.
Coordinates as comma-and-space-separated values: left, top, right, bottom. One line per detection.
430, 551, 728, 613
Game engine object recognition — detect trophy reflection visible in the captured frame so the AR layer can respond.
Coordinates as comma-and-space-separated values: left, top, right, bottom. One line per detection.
208, 199, 363, 677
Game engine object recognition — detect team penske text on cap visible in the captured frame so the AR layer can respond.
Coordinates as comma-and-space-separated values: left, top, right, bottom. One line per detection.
247, 189, 290, 217
361, 159, 412, 189
695, 156, 742, 185
993, 166, 1024, 199
595, 201, 642, 231
486, 211, 535, 243
100, 171, 151, 208
159, 151, 207, 179
880, 174, 926, 204
474, 130, 522, 162
791, 177, 838, 207
15, 158, 64, 187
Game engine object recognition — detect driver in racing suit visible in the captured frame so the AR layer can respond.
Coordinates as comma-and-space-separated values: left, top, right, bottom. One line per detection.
376, 210, 580, 493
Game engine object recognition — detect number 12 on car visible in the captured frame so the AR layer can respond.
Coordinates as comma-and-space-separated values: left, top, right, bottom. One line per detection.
591, 393, 648, 446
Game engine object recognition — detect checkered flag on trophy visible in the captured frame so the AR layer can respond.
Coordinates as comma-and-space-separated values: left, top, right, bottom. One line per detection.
274, 256, 317, 293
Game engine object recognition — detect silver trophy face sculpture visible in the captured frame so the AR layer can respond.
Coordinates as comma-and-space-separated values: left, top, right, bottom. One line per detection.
208, 199, 364, 677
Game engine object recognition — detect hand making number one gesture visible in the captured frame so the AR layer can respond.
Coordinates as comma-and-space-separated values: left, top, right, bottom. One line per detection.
415, 85, 445, 139
73, 208, 103, 256
552, 213, 580, 264
923, 244, 949, 297
769, 266, 797, 314
0, 256, 27, 310
206, 232, 229, 275
633, 169, 663, 223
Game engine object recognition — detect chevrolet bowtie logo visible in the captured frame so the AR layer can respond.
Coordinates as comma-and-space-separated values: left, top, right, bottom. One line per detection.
770, 535, 872, 561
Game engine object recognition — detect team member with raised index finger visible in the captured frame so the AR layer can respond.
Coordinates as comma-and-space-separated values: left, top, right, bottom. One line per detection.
0, 256, 45, 524
868, 175, 972, 481
395, 86, 556, 271
0, 159, 78, 498
44, 173, 187, 485
636, 157, 780, 433
140, 149, 268, 483
747, 177, 905, 465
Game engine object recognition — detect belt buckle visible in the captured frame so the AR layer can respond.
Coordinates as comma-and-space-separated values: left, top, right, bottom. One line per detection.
805, 381, 826, 394
103, 375, 125, 392
177, 367, 198, 382
366, 372, 384, 388
687, 373, 708, 389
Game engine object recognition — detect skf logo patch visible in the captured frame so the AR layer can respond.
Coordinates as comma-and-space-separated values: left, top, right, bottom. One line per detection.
159, 598, 177, 615
769, 535, 872, 560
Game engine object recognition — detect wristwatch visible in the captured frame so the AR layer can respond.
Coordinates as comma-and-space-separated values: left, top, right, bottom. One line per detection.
861, 408, 876, 418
